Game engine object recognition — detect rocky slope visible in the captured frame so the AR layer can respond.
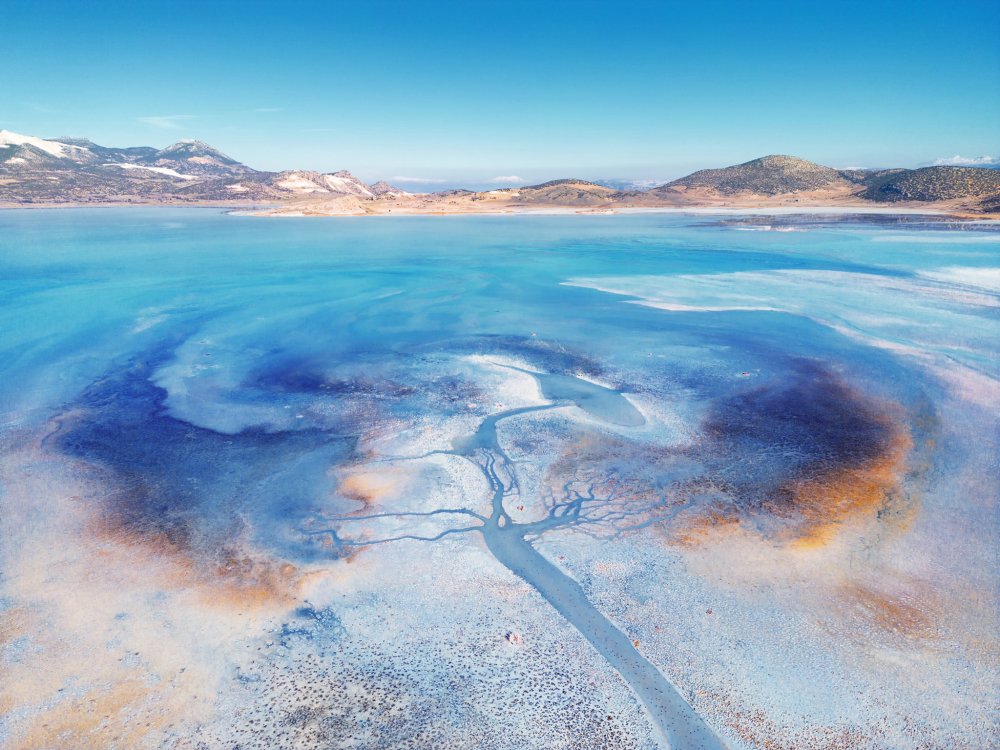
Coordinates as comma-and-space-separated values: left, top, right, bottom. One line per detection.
643, 155, 1000, 213
857, 166, 1000, 203
653, 155, 850, 196
470, 179, 628, 206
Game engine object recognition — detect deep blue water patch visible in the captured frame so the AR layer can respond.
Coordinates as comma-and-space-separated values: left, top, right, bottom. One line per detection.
49, 340, 360, 562
698, 358, 900, 513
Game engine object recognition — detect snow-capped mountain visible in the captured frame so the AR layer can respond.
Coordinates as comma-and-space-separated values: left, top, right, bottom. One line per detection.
0, 130, 98, 167
0, 130, 91, 160
0, 130, 244, 178
147, 140, 252, 176
0, 129, 406, 204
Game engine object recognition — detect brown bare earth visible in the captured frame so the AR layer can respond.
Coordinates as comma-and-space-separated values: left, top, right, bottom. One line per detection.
244, 182, 982, 218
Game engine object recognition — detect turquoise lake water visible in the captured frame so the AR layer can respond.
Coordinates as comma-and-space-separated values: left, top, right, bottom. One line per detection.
1, 209, 997, 749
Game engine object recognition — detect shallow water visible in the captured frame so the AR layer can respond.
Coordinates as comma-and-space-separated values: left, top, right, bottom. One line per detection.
1, 209, 997, 749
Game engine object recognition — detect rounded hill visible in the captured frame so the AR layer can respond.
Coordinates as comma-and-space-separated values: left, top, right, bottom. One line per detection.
657, 155, 848, 196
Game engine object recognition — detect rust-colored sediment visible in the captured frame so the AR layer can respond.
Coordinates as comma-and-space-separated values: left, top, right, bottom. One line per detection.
710, 689, 878, 750
0, 432, 328, 750
670, 502, 744, 546
85, 514, 302, 611
542, 368, 917, 550
677, 382, 915, 548
2, 666, 204, 750
832, 580, 941, 642
778, 426, 913, 548
337, 469, 399, 513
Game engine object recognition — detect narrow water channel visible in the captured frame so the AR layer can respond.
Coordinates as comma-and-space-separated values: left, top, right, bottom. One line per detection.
459, 371, 728, 750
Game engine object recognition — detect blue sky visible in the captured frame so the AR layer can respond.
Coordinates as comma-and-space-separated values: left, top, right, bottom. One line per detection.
2, 0, 998, 187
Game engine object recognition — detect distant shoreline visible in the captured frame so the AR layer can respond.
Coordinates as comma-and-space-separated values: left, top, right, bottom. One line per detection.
233, 203, 981, 220
0, 200, 990, 221
0, 201, 277, 211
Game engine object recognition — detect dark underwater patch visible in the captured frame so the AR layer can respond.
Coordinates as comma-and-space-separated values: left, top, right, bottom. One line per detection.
692, 358, 909, 539
704, 360, 893, 478
248, 354, 417, 399
50, 343, 357, 561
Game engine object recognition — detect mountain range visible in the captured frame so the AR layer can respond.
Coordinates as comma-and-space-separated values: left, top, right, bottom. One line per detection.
2, 130, 998, 215
0, 130, 406, 204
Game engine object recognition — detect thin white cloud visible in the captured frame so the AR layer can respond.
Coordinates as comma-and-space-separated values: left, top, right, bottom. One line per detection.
254, 107, 283, 113
137, 115, 197, 130
487, 175, 525, 183
299, 127, 337, 133
932, 154, 996, 166
389, 176, 448, 184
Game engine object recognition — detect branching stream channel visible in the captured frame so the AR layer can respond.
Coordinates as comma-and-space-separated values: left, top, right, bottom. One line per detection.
306, 366, 729, 750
